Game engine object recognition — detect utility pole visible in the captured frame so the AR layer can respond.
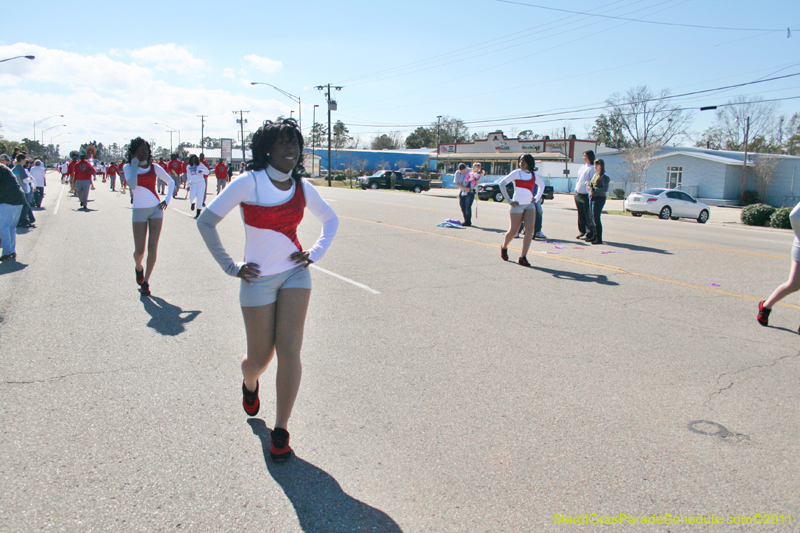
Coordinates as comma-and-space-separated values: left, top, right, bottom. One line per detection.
197, 115, 207, 151
233, 110, 249, 167
312, 104, 319, 177
740, 116, 750, 203
316, 84, 343, 187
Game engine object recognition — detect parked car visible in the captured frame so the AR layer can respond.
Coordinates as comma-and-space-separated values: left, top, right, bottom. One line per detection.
399, 168, 418, 178
624, 188, 710, 223
357, 170, 430, 193
477, 180, 554, 203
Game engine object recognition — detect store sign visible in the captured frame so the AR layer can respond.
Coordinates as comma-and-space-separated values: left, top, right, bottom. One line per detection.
440, 145, 456, 153
221, 138, 233, 161
522, 144, 542, 152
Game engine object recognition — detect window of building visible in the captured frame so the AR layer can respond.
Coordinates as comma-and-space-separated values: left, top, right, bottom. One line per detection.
666, 166, 682, 189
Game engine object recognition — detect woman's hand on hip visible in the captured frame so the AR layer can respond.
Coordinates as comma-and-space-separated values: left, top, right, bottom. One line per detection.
158, 200, 168, 211
510, 201, 520, 207
291, 251, 313, 269
237, 262, 261, 284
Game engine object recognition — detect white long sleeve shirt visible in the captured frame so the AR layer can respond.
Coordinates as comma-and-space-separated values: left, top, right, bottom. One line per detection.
575, 163, 594, 194
123, 163, 175, 208
197, 167, 338, 277
29, 165, 47, 187
791, 200, 800, 243
186, 164, 209, 184
497, 169, 544, 205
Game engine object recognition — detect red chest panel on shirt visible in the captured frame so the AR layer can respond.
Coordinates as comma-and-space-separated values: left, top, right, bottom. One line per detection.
515, 174, 536, 192
137, 166, 160, 202
240, 181, 306, 251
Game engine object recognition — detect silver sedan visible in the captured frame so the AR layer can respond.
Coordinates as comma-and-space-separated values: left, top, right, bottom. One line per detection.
624, 188, 710, 223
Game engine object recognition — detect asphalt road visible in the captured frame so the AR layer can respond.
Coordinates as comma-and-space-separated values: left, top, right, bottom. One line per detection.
1, 175, 798, 532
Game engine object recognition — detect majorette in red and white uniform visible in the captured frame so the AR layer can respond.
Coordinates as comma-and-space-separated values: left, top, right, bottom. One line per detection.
123, 162, 175, 208
197, 165, 338, 277
497, 168, 545, 205
186, 162, 209, 207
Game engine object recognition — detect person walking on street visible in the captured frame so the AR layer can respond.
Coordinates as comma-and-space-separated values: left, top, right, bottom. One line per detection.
106, 162, 119, 191
757, 200, 800, 333
73, 155, 96, 210
575, 150, 595, 240
498, 154, 543, 266
167, 154, 183, 198
186, 155, 209, 218
197, 118, 338, 462
587, 158, 610, 245
123, 138, 175, 296
215, 159, 228, 194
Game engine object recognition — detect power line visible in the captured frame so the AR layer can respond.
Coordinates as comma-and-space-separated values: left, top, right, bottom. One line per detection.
496, 0, 798, 32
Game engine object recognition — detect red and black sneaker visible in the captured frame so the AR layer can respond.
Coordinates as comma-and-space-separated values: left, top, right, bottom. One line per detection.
139, 281, 151, 296
270, 428, 292, 462
518, 256, 531, 267
242, 380, 260, 416
135, 266, 144, 285
501, 247, 509, 261
757, 301, 771, 327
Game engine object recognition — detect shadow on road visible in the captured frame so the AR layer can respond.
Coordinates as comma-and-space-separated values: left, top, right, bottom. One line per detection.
0, 259, 27, 275
599, 240, 672, 254
140, 295, 200, 336
527, 265, 620, 286
248, 419, 403, 533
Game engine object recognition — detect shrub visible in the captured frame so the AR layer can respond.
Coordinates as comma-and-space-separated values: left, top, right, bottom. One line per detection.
741, 203, 776, 226
333, 174, 346, 181
613, 188, 625, 199
741, 190, 759, 206
769, 207, 793, 229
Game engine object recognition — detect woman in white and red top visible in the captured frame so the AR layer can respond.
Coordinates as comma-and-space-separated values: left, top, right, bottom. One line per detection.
185, 154, 209, 218
498, 153, 544, 266
197, 118, 338, 462
123, 138, 175, 296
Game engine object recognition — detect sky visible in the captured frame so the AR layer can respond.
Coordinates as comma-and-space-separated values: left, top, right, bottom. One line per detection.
1, 0, 799, 156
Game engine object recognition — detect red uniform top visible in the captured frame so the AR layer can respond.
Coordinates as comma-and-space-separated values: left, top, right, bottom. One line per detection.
214, 162, 228, 179
73, 161, 96, 181
106, 163, 119, 176
180, 161, 188, 173
136, 165, 160, 202
167, 160, 183, 177
67, 160, 79, 177
199, 159, 209, 176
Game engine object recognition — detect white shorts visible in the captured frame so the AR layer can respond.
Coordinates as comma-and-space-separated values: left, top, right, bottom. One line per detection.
239, 264, 312, 307
132, 205, 163, 222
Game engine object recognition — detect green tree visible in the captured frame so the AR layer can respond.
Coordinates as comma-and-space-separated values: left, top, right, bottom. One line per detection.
405, 126, 435, 148
517, 130, 539, 141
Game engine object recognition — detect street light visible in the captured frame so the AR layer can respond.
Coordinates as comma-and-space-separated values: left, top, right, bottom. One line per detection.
51, 133, 71, 160
0, 55, 35, 64
41, 124, 65, 147
155, 122, 180, 152
250, 81, 301, 131
33, 115, 64, 156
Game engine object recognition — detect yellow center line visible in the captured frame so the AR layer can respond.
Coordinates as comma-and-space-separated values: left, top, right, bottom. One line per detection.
340, 215, 800, 310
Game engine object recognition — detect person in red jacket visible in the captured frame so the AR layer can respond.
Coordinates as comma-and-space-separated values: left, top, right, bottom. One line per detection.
67, 153, 79, 195
214, 159, 228, 194
106, 162, 119, 191
167, 154, 183, 197
73, 155, 96, 209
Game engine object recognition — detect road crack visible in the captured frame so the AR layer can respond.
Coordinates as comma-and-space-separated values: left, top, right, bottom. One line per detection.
703, 350, 800, 409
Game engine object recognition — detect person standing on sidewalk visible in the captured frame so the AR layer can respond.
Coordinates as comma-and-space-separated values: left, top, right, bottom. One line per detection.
587, 158, 610, 245
757, 199, 800, 333
29, 159, 47, 208
574, 150, 595, 240
11, 154, 35, 227
0, 156, 26, 261
454, 163, 474, 226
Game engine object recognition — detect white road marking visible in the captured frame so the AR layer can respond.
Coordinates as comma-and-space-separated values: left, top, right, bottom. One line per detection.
175, 210, 196, 218
310, 265, 380, 294
54, 182, 66, 215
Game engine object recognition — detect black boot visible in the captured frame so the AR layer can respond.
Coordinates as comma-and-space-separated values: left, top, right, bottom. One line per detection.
592, 226, 603, 244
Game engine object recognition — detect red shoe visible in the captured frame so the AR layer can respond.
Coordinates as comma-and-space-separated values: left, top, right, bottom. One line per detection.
757, 301, 770, 327
138, 281, 151, 296
501, 247, 508, 261
135, 266, 144, 285
270, 428, 292, 462
518, 256, 531, 267
242, 380, 260, 416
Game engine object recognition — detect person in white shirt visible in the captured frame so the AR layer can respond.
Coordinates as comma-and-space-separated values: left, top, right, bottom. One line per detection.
497, 154, 544, 266
574, 150, 596, 240
123, 137, 175, 296
29, 160, 47, 208
185, 154, 209, 218
757, 200, 800, 333
197, 118, 338, 462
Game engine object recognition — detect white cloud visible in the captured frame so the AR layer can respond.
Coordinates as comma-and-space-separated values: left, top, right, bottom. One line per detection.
222, 68, 235, 79
0, 43, 296, 154
243, 54, 282, 73
129, 44, 206, 76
